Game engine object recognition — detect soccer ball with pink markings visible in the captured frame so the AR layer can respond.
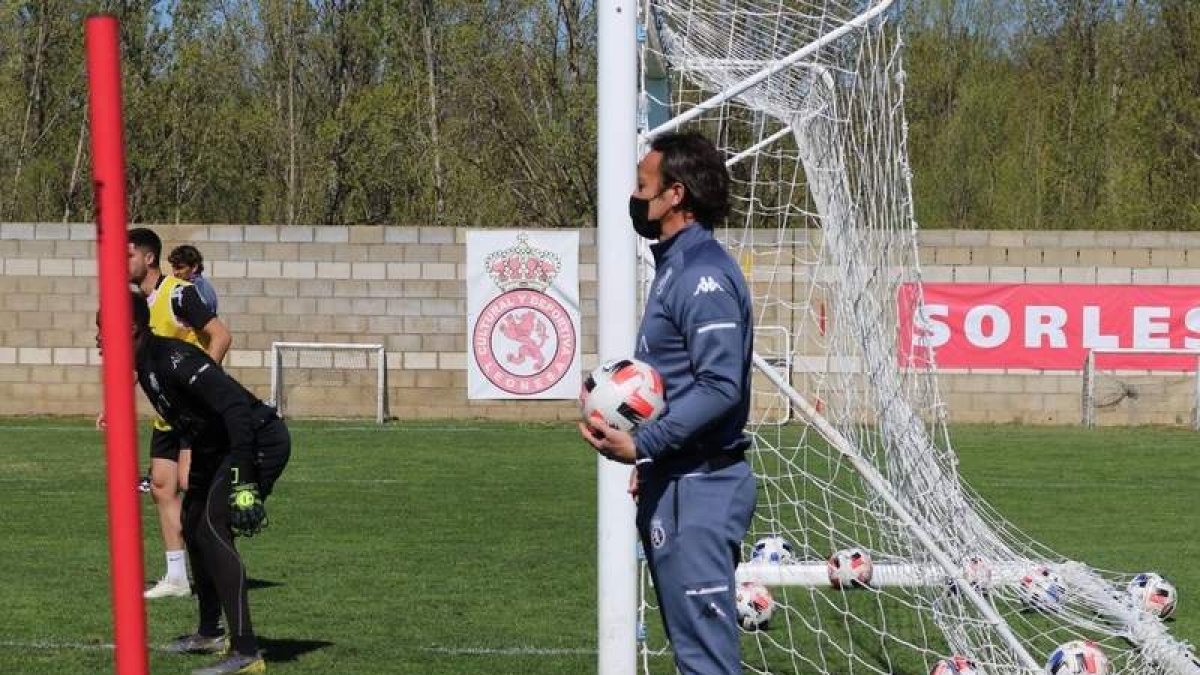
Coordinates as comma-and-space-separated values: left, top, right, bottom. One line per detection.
1045, 640, 1109, 674
827, 548, 873, 589
1127, 572, 1177, 619
735, 581, 775, 630
1019, 565, 1066, 612
962, 555, 993, 594
930, 655, 979, 675
580, 359, 666, 432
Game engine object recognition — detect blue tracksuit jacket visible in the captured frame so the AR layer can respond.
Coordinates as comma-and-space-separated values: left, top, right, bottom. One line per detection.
633, 224, 754, 470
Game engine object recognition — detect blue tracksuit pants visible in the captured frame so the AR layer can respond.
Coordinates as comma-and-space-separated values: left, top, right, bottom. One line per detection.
637, 460, 757, 675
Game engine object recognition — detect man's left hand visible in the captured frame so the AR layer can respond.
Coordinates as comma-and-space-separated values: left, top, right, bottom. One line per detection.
578, 418, 637, 465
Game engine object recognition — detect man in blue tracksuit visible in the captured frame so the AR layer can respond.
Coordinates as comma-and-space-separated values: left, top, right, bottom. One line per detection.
581, 132, 757, 675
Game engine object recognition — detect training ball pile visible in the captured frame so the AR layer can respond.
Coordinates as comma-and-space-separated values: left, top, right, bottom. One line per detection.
828, 548, 873, 589
735, 581, 775, 631
750, 535, 795, 565
580, 358, 665, 432
930, 655, 979, 675
1127, 572, 1178, 619
1045, 640, 1109, 674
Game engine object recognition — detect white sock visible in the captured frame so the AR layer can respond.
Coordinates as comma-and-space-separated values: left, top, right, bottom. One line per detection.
165, 550, 188, 582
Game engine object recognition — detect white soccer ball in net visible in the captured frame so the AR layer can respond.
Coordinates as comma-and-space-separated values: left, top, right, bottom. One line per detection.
749, 535, 795, 565
930, 655, 980, 675
579, 359, 665, 432
1019, 565, 1067, 613
827, 547, 874, 589
1045, 640, 1110, 674
1127, 572, 1178, 619
962, 554, 993, 594
735, 581, 775, 631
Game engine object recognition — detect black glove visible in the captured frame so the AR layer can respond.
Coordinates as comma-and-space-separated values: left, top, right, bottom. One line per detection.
229, 482, 267, 537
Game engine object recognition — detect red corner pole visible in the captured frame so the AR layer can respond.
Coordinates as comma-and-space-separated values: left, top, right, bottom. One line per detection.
85, 15, 149, 675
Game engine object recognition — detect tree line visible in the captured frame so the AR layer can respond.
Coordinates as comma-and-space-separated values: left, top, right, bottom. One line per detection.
0, 1, 1197, 229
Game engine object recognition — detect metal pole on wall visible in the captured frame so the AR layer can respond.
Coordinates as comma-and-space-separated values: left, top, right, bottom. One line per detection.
86, 15, 149, 675
1193, 355, 1200, 432
596, 0, 639, 672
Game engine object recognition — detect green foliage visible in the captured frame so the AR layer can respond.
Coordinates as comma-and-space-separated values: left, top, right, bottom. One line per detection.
0, 2, 1197, 229
0, 1, 595, 227
904, 0, 1200, 229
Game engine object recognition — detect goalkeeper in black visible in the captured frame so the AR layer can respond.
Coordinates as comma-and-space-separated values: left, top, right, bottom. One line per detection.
124, 290, 290, 675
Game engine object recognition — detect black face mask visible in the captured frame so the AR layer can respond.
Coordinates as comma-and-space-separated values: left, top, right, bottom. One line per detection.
629, 191, 666, 240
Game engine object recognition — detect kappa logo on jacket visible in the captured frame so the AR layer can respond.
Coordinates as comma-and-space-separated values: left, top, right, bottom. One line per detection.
693, 276, 725, 296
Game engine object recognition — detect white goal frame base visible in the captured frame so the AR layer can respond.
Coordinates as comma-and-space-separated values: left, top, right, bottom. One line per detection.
738, 560, 1034, 588
269, 341, 388, 424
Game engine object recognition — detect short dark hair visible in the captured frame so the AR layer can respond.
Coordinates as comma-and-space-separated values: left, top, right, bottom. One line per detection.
131, 288, 150, 330
650, 132, 731, 228
168, 244, 205, 274
127, 228, 162, 267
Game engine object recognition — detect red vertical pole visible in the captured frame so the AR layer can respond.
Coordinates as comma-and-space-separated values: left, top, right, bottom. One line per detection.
85, 15, 149, 675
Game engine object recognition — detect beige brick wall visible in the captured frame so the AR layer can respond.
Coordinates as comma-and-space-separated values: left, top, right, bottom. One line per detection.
2, 223, 1198, 425
0, 224, 600, 422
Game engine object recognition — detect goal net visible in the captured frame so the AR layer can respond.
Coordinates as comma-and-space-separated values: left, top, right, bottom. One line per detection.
269, 342, 388, 423
635, 1, 1198, 673
1082, 349, 1200, 430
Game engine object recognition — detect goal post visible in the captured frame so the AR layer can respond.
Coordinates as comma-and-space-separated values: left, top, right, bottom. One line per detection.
1082, 348, 1200, 430
269, 342, 388, 424
596, 1, 641, 673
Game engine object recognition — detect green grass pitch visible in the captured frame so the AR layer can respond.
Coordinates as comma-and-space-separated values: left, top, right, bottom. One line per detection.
0, 420, 1195, 673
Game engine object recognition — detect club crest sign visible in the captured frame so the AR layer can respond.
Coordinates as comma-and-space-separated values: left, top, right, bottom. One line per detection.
467, 231, 580, 399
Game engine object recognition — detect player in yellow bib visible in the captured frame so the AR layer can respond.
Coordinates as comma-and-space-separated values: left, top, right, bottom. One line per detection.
127, 228, 232, 599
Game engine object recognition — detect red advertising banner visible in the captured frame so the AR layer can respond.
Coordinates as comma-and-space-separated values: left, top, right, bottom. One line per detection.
898, 283, 1200, 370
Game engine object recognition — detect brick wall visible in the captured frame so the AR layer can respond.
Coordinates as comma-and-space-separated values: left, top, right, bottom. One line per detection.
2, 223, 1198, 424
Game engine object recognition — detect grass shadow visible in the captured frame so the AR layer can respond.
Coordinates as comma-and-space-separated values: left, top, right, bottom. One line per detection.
259, 637, 334, 663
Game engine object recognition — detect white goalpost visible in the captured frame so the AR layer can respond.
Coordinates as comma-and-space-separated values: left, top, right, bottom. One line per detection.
268, 341, 388, 424
597, 0, 1200, 673
596, 2, 641, 673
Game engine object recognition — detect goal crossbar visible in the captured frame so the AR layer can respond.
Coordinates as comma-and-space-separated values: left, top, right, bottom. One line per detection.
642, 0, 896, 141
269, 341, 388, 424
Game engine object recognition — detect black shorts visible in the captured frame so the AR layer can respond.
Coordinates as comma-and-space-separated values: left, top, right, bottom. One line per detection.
149, 427, 185, 462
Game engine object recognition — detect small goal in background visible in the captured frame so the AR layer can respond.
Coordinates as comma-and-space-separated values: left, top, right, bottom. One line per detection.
269, 342, 388, 424
1082, 348, 1200, 430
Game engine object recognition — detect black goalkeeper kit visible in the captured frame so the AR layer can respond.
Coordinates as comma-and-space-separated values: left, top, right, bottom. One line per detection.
135, 333, 291, 659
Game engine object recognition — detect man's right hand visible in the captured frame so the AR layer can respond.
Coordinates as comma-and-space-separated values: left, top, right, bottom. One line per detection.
230, 483, 267, 536
95, 412, 106, 430
628, 466, 640, 501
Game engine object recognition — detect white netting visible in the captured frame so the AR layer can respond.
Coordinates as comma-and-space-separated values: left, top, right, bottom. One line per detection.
636, 1, 1199, 673
269, 342, 387, 422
